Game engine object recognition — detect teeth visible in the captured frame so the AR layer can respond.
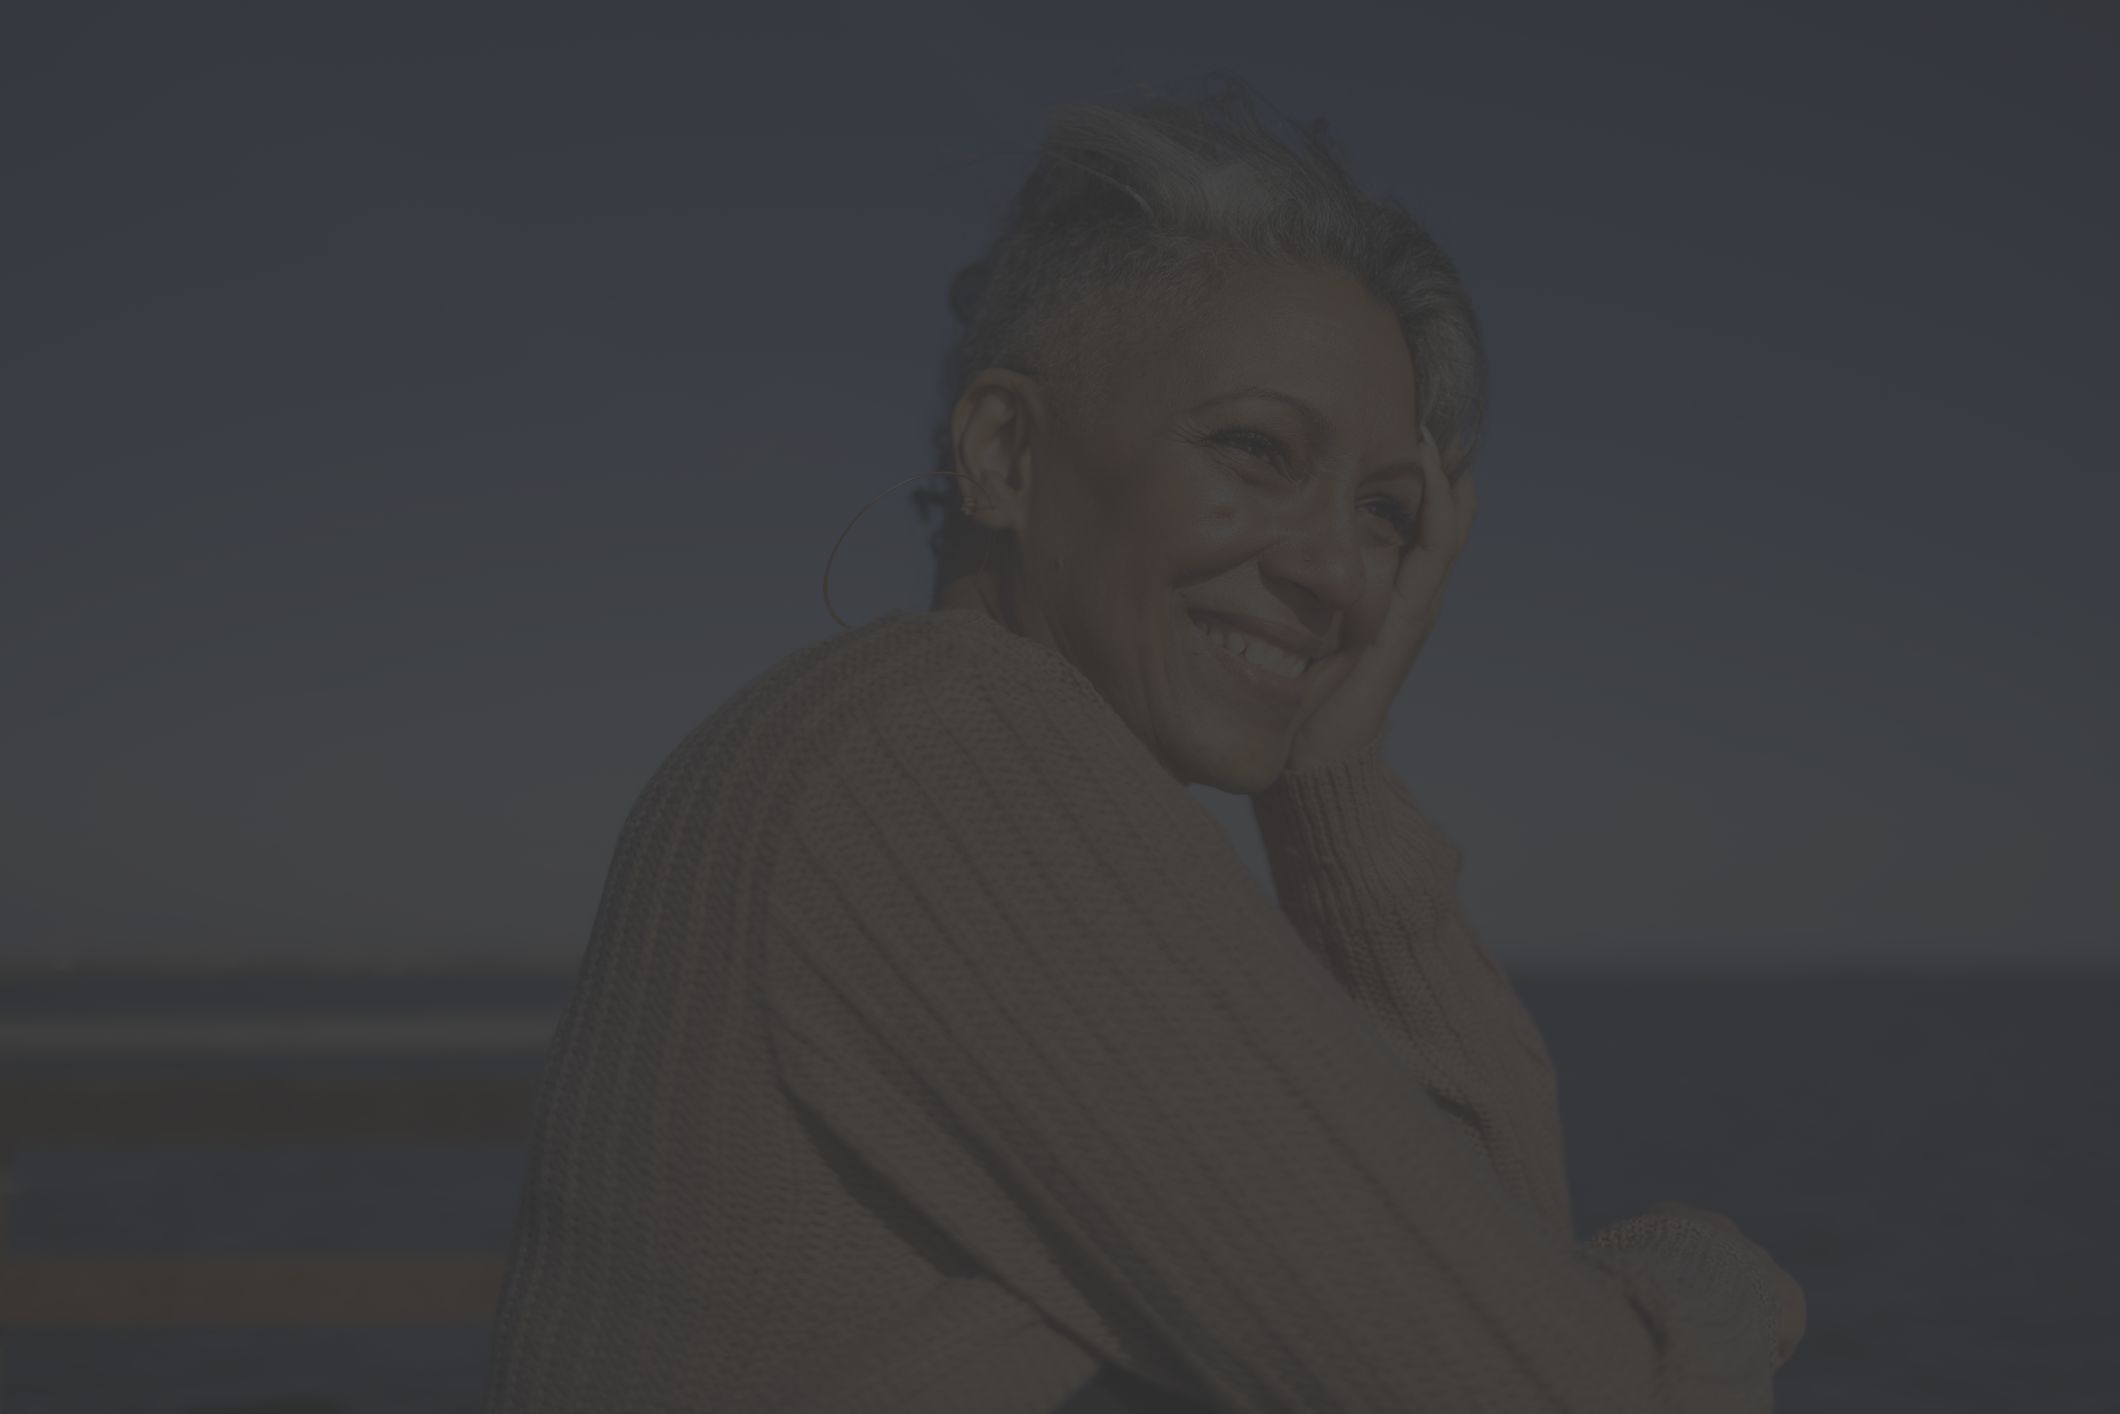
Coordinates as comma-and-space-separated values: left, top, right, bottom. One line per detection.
1192, 617, 1308, 679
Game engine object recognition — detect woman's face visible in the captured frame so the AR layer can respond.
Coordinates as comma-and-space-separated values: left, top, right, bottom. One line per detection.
946, 260, 1430, 793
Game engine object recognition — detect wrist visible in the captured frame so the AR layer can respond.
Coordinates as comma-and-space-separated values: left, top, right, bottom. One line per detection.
1280, 720, 1392, 778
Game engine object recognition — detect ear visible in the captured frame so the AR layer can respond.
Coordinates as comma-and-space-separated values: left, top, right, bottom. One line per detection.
951, 369, 1047, 527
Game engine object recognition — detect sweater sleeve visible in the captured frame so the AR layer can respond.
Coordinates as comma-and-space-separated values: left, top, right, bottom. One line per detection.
759, 644, 1780, 1413
1247, 734, 1574, 1240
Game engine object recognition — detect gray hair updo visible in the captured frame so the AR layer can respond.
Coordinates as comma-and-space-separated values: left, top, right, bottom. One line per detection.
912, 74, 1490, 610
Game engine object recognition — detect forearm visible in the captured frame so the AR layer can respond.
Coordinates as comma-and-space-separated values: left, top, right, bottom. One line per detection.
1250, 740, 1573, 1237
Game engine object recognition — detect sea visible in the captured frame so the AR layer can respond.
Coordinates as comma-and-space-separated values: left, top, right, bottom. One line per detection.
1, 970, 2113, 1413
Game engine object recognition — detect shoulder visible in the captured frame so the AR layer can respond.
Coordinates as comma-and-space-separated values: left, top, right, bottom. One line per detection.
641, 609, 1146, 845
756, 609, 1241, 942
783, 609, 1148, 794
741, 608, 1105, 759
749, 609, 1198, 860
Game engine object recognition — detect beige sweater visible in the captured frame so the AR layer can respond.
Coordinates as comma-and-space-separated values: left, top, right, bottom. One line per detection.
482, 607, 1784, 1413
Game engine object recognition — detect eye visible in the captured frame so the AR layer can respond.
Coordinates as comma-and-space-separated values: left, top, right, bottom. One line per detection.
1366, 495, 1422, 542
1211, 428, 1288, 465
1212, 428, 1421, 543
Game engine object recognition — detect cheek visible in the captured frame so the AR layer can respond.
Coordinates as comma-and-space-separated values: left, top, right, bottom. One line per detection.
1147, 461, 1251, 537
1155, 500, 1259, 574
1345, 551, 1403, 627
1116, 516, 1242, 586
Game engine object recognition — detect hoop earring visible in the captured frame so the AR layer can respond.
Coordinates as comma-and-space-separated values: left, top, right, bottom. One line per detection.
821, 470, 991, 629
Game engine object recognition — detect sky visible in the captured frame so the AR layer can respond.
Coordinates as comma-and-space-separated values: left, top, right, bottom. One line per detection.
2, 2, 2112, 976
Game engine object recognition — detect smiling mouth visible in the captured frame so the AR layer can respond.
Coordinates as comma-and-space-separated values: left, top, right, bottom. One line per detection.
1187, 611, 1316, 696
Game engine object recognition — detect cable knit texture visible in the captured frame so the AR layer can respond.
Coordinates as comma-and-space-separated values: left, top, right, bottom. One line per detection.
481, 607, 1783, 1413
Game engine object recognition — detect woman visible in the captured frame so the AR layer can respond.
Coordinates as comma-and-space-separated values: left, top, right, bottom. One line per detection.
482, 78, 1801, 1413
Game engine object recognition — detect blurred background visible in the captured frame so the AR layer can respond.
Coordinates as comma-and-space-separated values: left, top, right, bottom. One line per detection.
1, 2, 2113, 1410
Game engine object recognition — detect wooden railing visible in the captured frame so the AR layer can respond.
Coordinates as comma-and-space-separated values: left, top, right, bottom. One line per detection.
0, 1010, 554, 1331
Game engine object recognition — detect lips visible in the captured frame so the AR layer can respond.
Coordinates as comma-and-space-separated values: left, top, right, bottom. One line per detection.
1188, 611, 1311, 707
1185, 607, 1331, 661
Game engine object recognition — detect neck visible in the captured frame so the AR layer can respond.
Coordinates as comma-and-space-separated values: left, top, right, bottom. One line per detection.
936, 570, 1017, 635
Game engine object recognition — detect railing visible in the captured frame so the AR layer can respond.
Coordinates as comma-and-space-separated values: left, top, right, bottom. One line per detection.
0, 1003, 558, 1341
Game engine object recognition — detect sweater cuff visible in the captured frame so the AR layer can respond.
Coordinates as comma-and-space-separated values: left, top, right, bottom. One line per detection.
1248, 731, 1450, 890
1585, 1214, 1785, 1381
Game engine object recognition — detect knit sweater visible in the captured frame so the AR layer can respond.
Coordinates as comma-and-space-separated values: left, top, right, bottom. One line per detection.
481, 606, 1785, 1413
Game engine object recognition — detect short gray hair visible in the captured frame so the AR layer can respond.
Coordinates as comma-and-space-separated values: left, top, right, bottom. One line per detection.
913, 74, 1489, 608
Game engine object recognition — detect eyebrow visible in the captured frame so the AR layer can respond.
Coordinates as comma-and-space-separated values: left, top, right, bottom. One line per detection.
1192, 386, 1425, 480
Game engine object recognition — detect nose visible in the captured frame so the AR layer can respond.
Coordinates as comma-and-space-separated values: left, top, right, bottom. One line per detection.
1258, 510, 1369, 620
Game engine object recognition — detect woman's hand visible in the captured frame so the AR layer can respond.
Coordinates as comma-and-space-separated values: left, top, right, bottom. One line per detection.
1647, 1200, 1808, 1370
1282, 429, 1479, 774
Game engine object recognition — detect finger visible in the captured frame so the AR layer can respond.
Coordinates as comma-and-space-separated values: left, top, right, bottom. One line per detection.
1392, 450, 1453, 603
1418, 426, 1474, 532
1453, 474, 1477, 553
1415, 441, 1455, 558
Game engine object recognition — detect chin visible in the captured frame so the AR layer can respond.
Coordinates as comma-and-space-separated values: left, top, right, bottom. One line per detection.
1172, 725, 1291, 795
